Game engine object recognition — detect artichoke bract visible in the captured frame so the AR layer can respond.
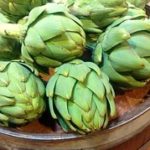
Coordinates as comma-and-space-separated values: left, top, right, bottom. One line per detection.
0, 13, 20, 60
53, 0, 128, 54
0, 0, 48, 22
0, 3, 86, 68
22, 3, 86, 68
46, 60, 116, 134
0, 61, 45, 126
53, 0, 128, 31
127, 0, 148, 9
93, 13, 150, 88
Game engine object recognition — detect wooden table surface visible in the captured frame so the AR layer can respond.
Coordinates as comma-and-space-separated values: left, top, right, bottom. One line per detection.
110, 125, 150, 150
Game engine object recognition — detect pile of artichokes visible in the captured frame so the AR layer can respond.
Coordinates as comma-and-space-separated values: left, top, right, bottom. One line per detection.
0, 0, 149, 134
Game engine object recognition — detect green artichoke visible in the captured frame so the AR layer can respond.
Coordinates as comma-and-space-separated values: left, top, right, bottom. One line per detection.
0, 0, 47, 22
0, 13, 20, 60
46, 60, 116, 134
127, 0, 148, 9
53, 0, 128, 54
87, 3, 146, 52
0, 3, 86, 68
0, 61, 45, 126
53, 0, 128, 31
93, 13, 150, 88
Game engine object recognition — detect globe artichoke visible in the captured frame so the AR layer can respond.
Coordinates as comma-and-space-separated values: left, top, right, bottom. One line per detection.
46, 60, 116, 134
0, 3, 86, 68
53, 0, 128, 55
53, 0, 128, 31
0, 0, 48, 22
0, 13, 20, 60
93, 13, 150, 88
86, 2, 147, 52
90, 3, 146, 54
0, 61, 45, 126
127, 0, 148, 9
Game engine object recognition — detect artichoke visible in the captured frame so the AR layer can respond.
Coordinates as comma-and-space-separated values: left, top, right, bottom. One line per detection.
53, 0, 128, 31
93, 12, 150, 88
53, 0, 128, 54
0, 3, 86, 68
0, 13, 20, 60
0, 0, 48, 22
0, 61, 45, 126
46, 60, 116, 134
127, 0, 148, 9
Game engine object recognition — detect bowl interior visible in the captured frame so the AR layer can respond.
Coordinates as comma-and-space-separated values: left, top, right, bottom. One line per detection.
0, 83, 149, 141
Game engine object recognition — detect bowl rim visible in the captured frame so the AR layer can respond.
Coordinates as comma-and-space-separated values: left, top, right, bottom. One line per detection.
0, 98, 149, 141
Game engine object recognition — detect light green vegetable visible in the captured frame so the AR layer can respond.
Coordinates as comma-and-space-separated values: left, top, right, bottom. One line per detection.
0, 0, 48, 22
0, 61, 45, 126
53, 0, 128, 54
46, 59, 116, 134
0, 3, 86, 68
53, 0, 128, 30
93, 10, 150, 88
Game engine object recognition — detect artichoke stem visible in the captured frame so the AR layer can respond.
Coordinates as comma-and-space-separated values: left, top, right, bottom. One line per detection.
0, 23, 26, 40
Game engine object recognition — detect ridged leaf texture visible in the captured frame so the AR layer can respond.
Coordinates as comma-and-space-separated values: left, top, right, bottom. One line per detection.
22, 3, 86, 68
0, 0, 48, 22
46, 59, 116, 134
0, 61, 45, 126
53, 0, 128, 55
53, 0, 128, 30
93, 15, 150, 88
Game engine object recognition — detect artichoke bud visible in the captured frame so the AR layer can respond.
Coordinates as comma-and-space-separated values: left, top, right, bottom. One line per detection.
54, 0, 128, 30
0, 61, 45, 126
53, 0, 128, 54
0, 13, 20, 60
93, 15, 150, 88
22, 3, 86, 68
46, 59, 117, 134
0, 0, 48, 22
